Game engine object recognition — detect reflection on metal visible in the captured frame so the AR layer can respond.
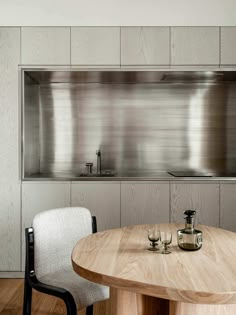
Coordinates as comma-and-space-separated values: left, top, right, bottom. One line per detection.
25, 70, 236, 84
22, 70, 236, 178
188, 87, 207, 170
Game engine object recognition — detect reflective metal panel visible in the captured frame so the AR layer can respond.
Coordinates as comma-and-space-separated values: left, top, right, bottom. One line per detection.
24, 75, 40, 175
23, 70, 236, 178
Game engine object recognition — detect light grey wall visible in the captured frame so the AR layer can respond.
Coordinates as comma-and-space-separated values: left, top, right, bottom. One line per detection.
0, 0, 236, 26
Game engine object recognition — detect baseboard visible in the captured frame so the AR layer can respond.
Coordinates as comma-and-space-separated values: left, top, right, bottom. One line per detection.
0, 272, 24, 278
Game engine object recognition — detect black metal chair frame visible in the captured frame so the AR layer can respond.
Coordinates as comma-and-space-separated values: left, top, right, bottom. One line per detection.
23, 216, 98, 315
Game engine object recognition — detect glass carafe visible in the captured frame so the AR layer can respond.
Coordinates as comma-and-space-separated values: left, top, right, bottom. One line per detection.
177, 210, 202, 251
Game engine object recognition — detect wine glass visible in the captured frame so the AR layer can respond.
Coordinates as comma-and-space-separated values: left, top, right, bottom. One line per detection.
147, 228, 160, 251
160, 231, 172, 254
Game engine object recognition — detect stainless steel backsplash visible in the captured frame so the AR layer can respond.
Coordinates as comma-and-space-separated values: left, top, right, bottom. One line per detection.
23, 71, 236, 177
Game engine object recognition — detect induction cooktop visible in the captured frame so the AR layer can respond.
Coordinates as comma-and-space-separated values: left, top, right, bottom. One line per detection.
168, 170, 236, 177
168, 170, 213, 177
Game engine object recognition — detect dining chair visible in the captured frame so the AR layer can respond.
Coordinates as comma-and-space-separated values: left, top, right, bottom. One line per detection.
23, 207, 109, 315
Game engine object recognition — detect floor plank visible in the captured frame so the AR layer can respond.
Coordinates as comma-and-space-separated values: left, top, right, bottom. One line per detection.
0, 279, 22, 313
0, 279, 109, 315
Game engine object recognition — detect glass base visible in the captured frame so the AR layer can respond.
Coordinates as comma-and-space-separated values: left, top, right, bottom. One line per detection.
148, 247, 159, 251
161, 250, 171, 254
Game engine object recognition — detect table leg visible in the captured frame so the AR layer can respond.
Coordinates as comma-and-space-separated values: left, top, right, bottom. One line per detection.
109, 287, 169, 315
170, 301, 236, 315
109, 288, 236, 315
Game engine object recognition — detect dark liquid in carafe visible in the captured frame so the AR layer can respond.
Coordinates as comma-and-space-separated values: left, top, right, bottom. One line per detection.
179, 243, 201, 250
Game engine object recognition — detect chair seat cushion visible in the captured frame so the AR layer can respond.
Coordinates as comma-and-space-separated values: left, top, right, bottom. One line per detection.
38, 267, 109, 309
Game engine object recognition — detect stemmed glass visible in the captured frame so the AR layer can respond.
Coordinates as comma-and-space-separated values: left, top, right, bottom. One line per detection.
147, 228, 160, 251
160, 231, 172, 254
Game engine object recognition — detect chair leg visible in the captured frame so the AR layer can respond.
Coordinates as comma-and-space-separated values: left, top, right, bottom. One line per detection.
64, 295, 77, 315
23, 278, 32, 315
86, 305, 93, 315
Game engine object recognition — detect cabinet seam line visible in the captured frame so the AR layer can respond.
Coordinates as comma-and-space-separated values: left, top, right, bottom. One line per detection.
70, 27, 71, 66
169, 27, 171, 66
120, 27, 121, 67
120, 182, 121, 227
219, 27, 221, 66
70, 181, 72, 206
169, 181, 171, 223
219, 183, 221, 228
20, 27, 22, 65
20, 26, 22, 272
20, 182, 22, 271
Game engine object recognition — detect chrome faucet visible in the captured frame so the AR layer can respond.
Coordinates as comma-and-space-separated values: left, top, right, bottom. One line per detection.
96, 149, 102, 175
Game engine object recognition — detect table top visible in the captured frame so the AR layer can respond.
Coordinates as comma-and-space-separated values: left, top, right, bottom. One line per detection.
72, 223, 236, 304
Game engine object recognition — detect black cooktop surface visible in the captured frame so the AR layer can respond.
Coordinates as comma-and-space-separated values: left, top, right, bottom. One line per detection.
168, 170, 236, 177
168, 170, 213, 177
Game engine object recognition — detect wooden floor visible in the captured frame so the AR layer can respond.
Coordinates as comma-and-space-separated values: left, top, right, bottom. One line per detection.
0, 279, 110, 315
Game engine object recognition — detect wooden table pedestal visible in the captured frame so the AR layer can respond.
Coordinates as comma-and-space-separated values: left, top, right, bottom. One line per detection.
110, 288, 236, 315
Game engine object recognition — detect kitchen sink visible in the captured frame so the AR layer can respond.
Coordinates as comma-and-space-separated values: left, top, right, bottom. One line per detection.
78, 172, 116, 177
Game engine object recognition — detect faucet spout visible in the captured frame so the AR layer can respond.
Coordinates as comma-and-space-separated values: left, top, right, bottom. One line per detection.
96, 150, 102, 175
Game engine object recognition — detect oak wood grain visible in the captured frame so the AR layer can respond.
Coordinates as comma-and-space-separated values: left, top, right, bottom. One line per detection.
171, 183, 220, 227
171, 27, 219, 65
71, 182, 120, 231
71, 27, 120, 65
21, 182, 71, 270
221, 27, 236, 65
72, 224, 236, 305
0, 27, 21, 271
121, 27, 170, 66
21, 27, 70, 65
0, 279, 110, 315
110, 288, 169, 315
220, 184, 236, 232
121, 182, 169, 226
169, 301, 236, 315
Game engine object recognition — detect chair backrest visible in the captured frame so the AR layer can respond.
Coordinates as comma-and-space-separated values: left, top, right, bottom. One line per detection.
32, 207, 93, 279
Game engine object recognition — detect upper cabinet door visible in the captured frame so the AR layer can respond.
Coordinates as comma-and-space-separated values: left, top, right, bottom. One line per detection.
121, 27, 170, 66
171, 27, 220, 66
21, 27, 70, 65
71, 27, 120, 66
221, 27, 236, 65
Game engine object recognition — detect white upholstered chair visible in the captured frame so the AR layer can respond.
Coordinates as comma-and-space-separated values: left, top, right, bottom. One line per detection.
23, 207, 109, 315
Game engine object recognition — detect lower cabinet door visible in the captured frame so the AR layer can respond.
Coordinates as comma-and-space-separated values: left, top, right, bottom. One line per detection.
121, 182, 170, 227
171, 183, 220, 227
71, 182, 121, 231
220, 184, 236, 232
21, 182, 71, 270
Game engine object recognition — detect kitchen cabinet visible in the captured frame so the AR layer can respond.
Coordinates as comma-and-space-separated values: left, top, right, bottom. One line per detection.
71, 27, 120, 66
21, 27, 70, 65
171, 27, 219, 66
21, 182, 71, 269
171, 183, 220, 227
220, 184, 236, 232
71, 182, 120, 231
22, 182, 71, 230
121, 27, 170, 66
221, 27, 236, 65
0, 28, 21, 271
121, 182, 170, 227
3, 24, 236, 276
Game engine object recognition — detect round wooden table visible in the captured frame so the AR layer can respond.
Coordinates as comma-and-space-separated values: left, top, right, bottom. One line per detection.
72, 224, 236, 315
